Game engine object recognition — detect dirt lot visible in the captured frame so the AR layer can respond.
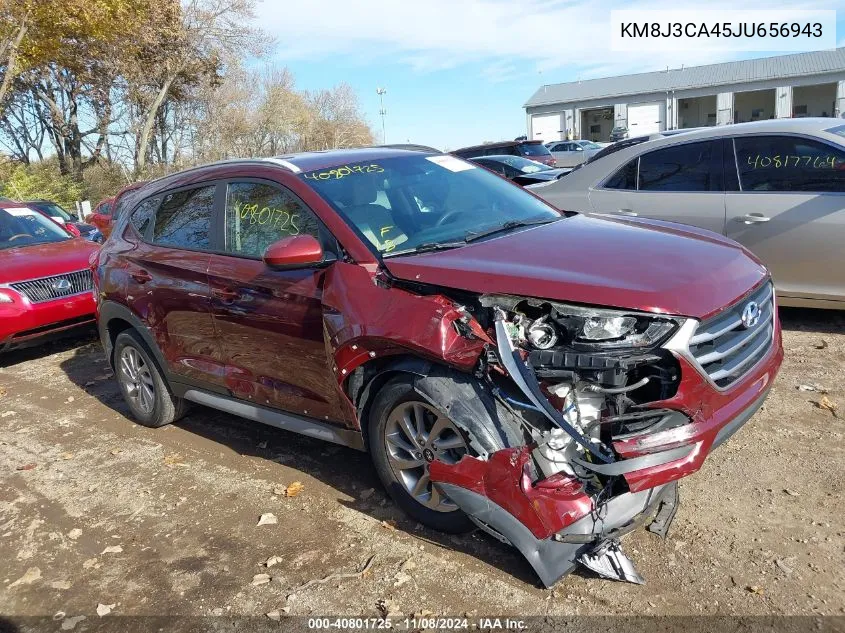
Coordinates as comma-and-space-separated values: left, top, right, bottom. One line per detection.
1, 308, 844, 626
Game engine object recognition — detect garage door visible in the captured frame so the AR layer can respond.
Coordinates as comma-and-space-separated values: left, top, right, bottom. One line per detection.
627, 103, 663, 136
531, 114, 562, 142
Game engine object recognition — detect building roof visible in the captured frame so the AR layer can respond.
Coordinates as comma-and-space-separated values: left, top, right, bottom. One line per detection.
525, 48, 845, 108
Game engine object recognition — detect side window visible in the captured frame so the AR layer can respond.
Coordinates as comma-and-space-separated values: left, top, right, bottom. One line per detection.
734, 135, 845, 192
638, 141, 718, 192
153, 185, 215, 250
603, 158, 638, 190
129, 197, 159, 238
224, 182, 321, 258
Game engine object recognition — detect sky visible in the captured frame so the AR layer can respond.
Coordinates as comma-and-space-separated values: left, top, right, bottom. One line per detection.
252, 0, 845, 150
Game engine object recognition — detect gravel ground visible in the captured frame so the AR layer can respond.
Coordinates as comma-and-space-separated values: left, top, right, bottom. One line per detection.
0, 307, 843, 628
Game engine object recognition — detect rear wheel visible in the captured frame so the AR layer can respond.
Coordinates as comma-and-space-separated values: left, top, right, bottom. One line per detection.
114, 330, 188, 428
368, 371, 524, 533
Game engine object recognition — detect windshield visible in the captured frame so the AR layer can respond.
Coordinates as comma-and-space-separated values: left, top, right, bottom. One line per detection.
577, 141, 602, 150
32, 201, 74, 222
491, 155, 552, 174
301, 155, 560, 256
519, 143, 552, 157
0, 207, 71, 250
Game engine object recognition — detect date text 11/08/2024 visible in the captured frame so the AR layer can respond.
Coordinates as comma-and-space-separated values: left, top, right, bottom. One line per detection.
306, 617, 527, 630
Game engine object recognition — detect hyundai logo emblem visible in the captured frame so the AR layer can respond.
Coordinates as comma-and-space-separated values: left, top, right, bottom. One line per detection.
740, 301, 761, 329
51, 278, 72, 292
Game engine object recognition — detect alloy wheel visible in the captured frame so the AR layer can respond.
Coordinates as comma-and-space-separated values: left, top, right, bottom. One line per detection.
383, 401, 468, 512
119, 346, 155, 415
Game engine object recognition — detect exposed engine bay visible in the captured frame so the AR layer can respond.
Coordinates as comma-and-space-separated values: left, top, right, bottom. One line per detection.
425, 293, 719, 586
479, 294, 687, 481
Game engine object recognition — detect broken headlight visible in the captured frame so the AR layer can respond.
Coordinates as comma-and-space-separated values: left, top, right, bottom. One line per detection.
552, 304, 681, 350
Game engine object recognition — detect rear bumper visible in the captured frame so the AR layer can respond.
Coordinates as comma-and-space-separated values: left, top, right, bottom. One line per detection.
0, 291, 95, 351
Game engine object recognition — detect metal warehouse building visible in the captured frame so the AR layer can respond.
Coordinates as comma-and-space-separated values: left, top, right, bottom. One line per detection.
524, 48, 845, 143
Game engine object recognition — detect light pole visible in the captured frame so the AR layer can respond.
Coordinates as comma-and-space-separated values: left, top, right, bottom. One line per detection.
376, 87, 387, 144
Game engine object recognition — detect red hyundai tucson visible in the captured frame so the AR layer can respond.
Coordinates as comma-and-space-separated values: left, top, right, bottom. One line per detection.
0, 202, 99, 351
93, 148, 782, 586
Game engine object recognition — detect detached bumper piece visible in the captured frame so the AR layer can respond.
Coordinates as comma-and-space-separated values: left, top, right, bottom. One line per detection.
430, 448, 679, 587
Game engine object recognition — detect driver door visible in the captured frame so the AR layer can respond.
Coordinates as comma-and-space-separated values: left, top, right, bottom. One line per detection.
206, 179, 347, 421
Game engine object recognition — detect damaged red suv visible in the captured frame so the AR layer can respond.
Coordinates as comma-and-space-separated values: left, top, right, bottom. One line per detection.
93, 148, 782, 586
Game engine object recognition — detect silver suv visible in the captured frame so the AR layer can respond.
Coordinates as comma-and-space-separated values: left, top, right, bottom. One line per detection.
532, 118, 845, 310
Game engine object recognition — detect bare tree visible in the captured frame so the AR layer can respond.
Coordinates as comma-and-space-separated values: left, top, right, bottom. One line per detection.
129, 0, 266, 175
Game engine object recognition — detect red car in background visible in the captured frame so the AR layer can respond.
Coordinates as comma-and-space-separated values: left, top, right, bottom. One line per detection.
86, 196, 114, 236
0, 202, 98, 352
87, 182, 147, 239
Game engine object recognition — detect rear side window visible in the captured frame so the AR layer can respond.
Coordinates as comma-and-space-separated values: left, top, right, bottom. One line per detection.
604, 159, 638, 190
224, 182, 321, 258
734, 135, 845, 192
129, 197, 159, 237
519, 143, 551, 157
638, 141, 718, 192
153, 185, 215, 250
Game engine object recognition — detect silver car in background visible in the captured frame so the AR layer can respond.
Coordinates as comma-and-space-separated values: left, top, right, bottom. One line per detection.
532, 118, 845, 309
545, 140, 603, 167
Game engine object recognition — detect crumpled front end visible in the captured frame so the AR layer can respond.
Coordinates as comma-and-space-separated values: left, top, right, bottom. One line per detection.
429, 281, 783, 586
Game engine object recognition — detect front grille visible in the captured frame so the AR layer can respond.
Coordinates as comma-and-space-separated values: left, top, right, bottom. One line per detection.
688, 282, 774, 389
9, 269, 93, 304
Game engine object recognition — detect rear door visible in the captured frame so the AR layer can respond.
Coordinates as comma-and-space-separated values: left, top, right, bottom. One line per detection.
206, 179, 347, 422
123, 184, 225, 389
725, 134, 845, 303
588, 139, 727, 235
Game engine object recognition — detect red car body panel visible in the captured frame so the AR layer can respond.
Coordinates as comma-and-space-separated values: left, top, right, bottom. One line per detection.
323, 263, 488, 385
86, 197, 114, 235
384, 213, 768, 320
0, 232, 98, 349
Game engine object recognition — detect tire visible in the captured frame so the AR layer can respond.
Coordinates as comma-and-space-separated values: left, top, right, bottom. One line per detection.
368, 369, 525, 533
113, 330, 189, 428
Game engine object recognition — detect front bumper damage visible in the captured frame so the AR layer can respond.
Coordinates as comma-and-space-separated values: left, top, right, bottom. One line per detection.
428, 297, 782, 587
431, 449, 680, 586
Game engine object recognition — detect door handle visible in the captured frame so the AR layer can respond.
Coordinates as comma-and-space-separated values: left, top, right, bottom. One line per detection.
130, 270, 152, 284
616, 209, 638, 217
740, 213, 770, 224
212, 287, 240, 302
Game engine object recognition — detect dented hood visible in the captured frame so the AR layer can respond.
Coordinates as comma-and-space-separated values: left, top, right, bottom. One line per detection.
384, 214, 767, 320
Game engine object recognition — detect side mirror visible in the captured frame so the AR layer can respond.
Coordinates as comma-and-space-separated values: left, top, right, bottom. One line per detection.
575, 146, 584, 151
263, 234, 327, 269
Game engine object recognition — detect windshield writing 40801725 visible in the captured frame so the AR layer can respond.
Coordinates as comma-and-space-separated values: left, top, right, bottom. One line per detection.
304, 164, 385, 180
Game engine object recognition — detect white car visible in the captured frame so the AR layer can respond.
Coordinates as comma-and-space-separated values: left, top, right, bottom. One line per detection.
544, 140, 603, 167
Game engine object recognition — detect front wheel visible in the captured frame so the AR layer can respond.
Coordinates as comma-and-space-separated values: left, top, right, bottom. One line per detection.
368, 371, 525, 533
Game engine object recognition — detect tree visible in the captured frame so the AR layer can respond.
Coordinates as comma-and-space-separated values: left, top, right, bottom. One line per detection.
2, 0, 166, 182
127, 0, 266, 175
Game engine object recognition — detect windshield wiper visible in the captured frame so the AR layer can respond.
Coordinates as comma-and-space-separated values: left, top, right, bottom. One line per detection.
382, 240, 467, 258
464, 217, 558, 243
